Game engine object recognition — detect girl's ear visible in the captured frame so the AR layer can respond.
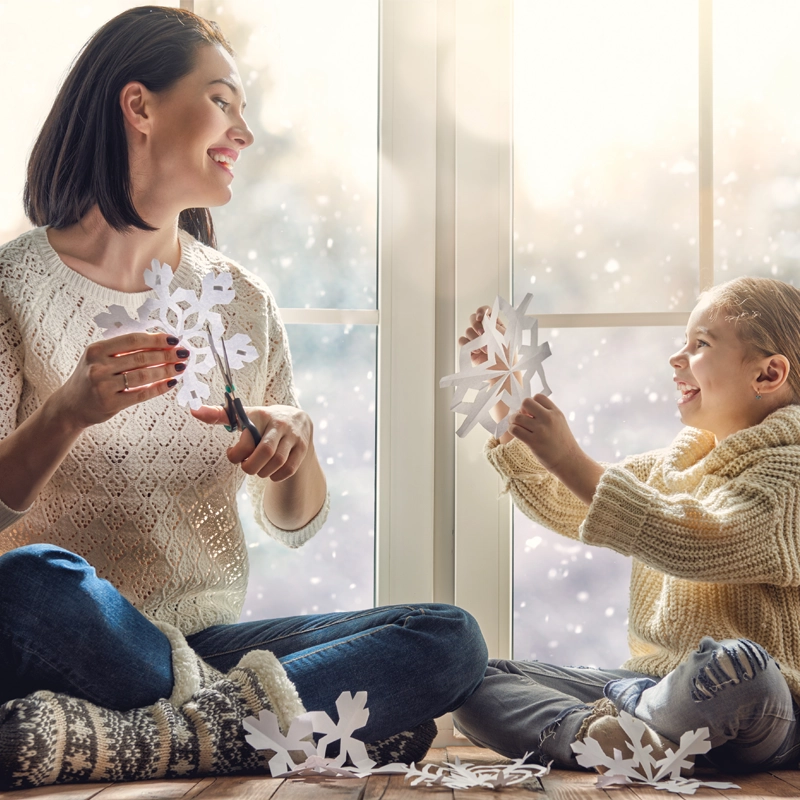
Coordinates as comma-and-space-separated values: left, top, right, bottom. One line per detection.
119, 82, 152, 135
755, 354, 791, 396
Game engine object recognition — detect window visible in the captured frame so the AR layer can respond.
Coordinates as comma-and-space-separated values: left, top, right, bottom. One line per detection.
7, 0, 796, 683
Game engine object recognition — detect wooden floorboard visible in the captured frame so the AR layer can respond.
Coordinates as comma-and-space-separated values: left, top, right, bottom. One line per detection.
5, 749, 800, 799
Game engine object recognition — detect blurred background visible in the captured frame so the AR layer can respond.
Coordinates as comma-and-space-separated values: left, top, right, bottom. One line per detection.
2, 0, 799, 668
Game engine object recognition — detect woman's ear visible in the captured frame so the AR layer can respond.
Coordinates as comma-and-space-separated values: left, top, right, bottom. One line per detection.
755, 354, 791, 396
119, 81, 152, 135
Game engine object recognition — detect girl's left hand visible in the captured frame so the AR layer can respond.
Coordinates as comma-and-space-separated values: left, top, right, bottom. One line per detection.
191, 404, 313, 481
508, 394, 581, 475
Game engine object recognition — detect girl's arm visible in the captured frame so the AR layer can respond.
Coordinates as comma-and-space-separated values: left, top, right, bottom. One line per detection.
580, 453, 797, 586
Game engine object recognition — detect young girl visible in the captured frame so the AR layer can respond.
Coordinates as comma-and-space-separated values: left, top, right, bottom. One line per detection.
453, 277, 800, 774
0, 6, 486, 788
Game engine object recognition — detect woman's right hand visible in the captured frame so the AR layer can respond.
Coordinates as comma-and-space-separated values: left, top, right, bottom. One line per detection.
56, 332, 189, 429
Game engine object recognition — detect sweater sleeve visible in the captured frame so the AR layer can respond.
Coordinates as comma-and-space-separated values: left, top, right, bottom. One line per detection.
0, 298, 30, 531
485, 437, 589, 540
580, 460, 795, 585
246, 292, 329, 548
486, 437, 665, 542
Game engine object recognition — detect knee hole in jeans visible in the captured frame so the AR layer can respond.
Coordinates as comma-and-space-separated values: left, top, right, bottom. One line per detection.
691, 639, 771, 702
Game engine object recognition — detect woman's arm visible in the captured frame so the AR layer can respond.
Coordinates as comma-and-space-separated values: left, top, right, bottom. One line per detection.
0, 329, 187, 516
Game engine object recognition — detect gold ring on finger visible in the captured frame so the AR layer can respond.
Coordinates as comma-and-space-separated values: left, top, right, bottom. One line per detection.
123, 372, 129, 391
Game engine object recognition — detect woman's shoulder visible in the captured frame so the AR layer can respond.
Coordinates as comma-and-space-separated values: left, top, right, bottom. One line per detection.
179, 230, 274, 298
0, 228, 53, 301
0, 227, 45, 269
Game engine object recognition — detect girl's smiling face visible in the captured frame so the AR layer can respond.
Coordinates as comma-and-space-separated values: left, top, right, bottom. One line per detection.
669, 299, 767, 441
128, 44, 254, 214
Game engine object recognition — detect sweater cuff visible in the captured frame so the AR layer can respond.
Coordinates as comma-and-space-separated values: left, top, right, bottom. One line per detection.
0, 494, 30, 533
263, 491, 330, 549
485, 437, 549, 481
580, 465, 654, 555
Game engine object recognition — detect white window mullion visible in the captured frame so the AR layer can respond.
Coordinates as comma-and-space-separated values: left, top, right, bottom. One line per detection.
453, 0, 513, 661
375, 0, 438, 606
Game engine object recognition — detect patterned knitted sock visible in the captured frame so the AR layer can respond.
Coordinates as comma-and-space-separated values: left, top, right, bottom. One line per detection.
0, 645, 306, 790
365, 719, 438, 766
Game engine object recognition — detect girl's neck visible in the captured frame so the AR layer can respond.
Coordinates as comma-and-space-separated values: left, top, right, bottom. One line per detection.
46, 206, 182, 293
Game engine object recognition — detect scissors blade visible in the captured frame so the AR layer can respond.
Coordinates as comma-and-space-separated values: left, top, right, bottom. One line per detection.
219, 335, 236, 391
206, 323, 232, 387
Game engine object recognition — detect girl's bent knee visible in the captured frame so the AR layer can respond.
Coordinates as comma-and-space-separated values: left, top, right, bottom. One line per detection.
690, 638, 786, 703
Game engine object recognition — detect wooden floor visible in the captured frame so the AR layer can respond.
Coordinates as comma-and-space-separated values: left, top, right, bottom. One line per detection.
4, 747, 800, 799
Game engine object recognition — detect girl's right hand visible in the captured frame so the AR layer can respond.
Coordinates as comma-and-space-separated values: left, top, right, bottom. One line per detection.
55, 332, 189, 429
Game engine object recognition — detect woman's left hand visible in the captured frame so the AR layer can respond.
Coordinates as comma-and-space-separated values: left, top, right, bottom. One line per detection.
191, 404, 313, 481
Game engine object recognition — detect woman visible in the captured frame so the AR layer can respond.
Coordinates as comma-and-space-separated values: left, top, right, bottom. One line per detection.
0, 6, 487, 788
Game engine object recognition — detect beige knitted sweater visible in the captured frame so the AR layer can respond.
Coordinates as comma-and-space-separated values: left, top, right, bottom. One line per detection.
487, 404, 800, 700
0, 227, 329, 636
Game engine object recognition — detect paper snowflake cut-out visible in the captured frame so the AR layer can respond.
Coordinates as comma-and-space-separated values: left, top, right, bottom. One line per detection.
93, 259, 258, 409
243, 691, 551, 789
571, 711, 741, 795
439, 293, 552, 439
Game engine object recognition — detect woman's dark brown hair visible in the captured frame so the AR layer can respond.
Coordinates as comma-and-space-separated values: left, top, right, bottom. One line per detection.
24, 6, 233, 248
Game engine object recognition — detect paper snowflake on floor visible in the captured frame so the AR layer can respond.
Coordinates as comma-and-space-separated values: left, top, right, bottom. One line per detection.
93, 259, 258, 409
439, 294, 552, 439
243, 690, 550, 789
570, 711, 740, 795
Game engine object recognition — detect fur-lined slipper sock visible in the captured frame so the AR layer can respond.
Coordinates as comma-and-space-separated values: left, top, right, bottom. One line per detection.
366, 719, 438, 766
0, 623, 306, 790
574, 697, 691, 778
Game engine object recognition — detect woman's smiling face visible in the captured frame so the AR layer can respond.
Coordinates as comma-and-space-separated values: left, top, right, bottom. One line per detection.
669, 299, 763, 441
136, 44, 254, 213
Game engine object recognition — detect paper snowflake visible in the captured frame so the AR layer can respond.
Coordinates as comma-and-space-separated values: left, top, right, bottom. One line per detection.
93, 259, 258, 409
439, 293, 552, 439
243, 690, 551, 789
570, 711, 741, 795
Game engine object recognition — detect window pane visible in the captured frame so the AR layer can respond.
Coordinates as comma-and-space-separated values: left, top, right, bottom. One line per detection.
512, 326, 684, 666
1, 2, 179, 243
195, 0, 379, 309
714, 1, 800, 283
513, 0, 698, 314
240, 324, 376, 619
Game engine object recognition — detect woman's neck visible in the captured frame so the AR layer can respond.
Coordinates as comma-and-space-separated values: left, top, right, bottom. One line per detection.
46, 206, 182, 293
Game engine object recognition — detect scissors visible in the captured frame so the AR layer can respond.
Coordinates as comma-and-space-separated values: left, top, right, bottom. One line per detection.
206, 322, 262, 447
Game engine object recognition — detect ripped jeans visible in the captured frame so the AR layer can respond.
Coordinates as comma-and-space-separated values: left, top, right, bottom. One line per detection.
452, 637, 800, 772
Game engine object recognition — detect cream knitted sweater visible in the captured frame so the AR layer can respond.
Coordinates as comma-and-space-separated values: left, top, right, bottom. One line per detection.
487, 405, 800, 700
0, 227, 329, 636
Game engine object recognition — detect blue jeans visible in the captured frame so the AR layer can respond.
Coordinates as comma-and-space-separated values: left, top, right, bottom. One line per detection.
0, 545, 488, 743
453, 638, 800, 772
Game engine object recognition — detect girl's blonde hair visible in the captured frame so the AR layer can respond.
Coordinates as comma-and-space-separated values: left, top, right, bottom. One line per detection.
702, 277, 800, 403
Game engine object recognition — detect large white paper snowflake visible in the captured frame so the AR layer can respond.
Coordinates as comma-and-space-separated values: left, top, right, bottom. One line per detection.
439, 293, 552, 439
570, 711, 741, 795
93, 259, 258, 409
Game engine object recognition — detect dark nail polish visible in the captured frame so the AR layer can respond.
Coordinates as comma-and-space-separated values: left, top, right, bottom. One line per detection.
175, 363, 187, 372
167, 336, 180, 345
177, 349, 190, 358
167, 379, 178, 388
